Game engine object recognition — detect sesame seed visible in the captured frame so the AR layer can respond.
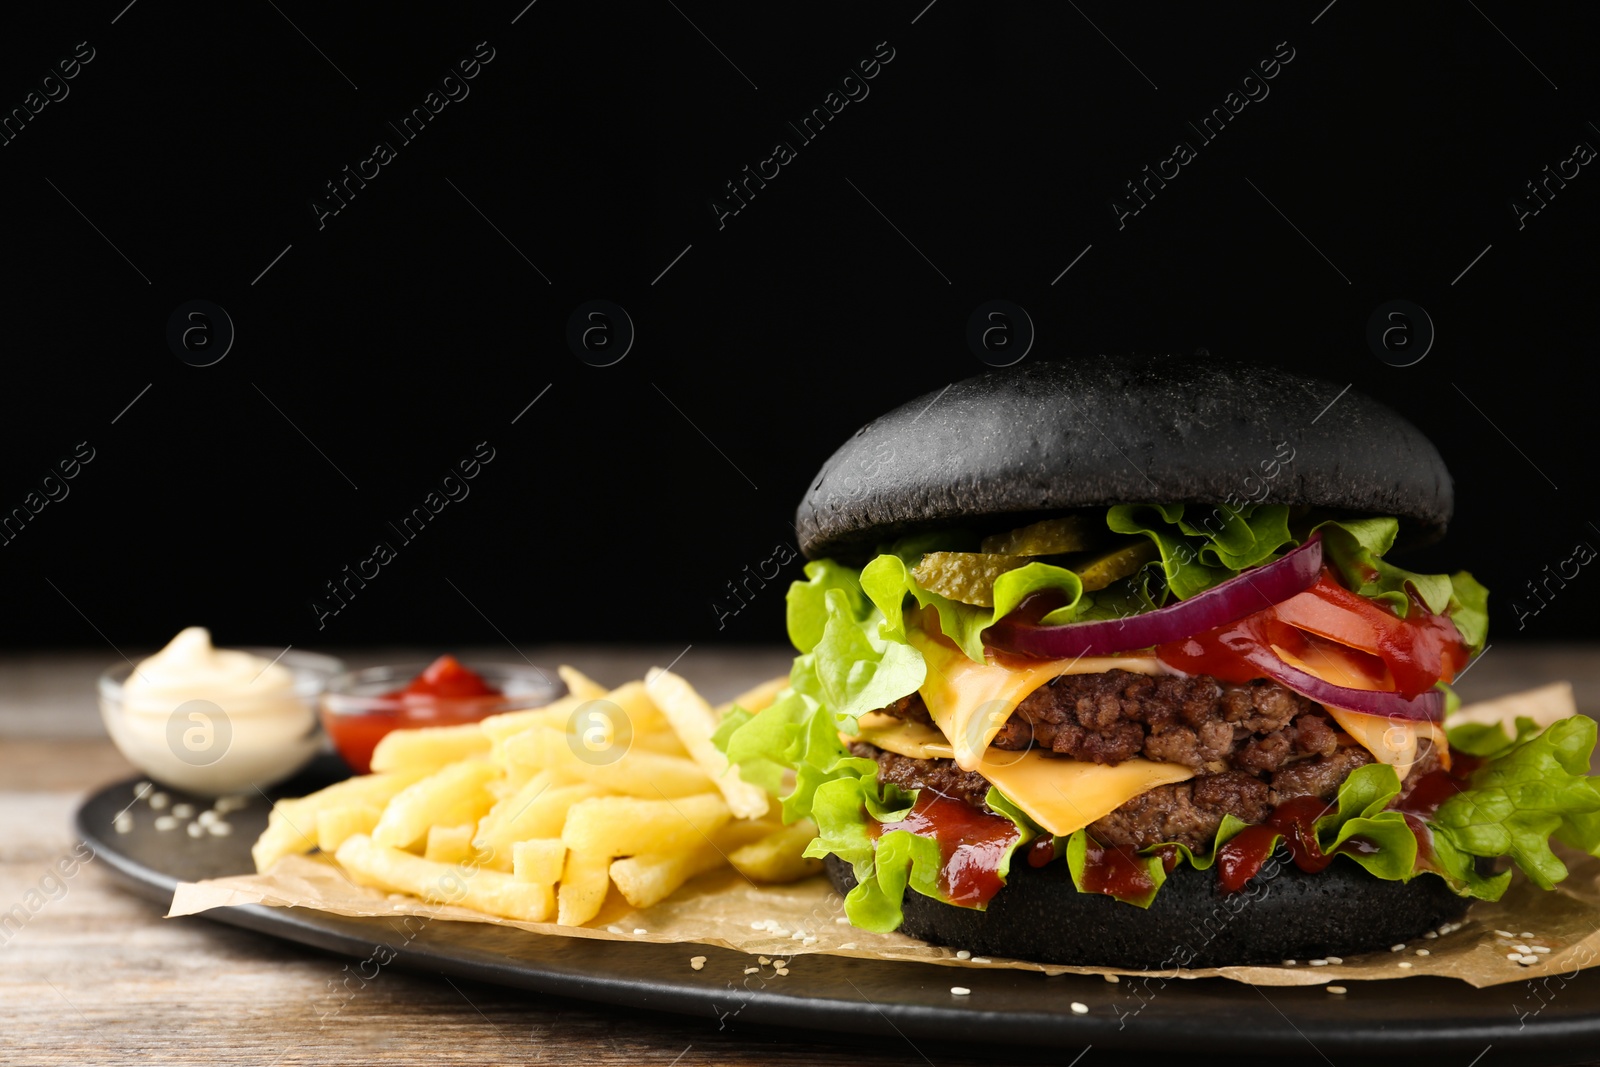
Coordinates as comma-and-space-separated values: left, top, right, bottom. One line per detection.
198, 810, 219, 826
149, 793, 169, 810
750, 921, 764, 930
971, 957, 992, 964
791, 931, 806, 940
172, 803, 195, 819
951, 986, 971, 996
1398, 962, 1413, 969
1390, 944, 1406, 952
207, 822, 232, 836
1519, 954, 1539, 965
690, 956, 706, 971
136, 781, 153, 793
1437, 925, 1450, 935
1521, 932, 1535, 939
1532, 946, 1551, 954
1415, 949, 1430, 957
607, 925, 624, 934
186, 822, 203, 838
1327, 986, 1347, 995
802, 936, 818, 945
633, 928, 647, 935
773, 929, 791, 938
758, 957, 770, 965
1309, 959, 1328, 966
1506, 952, 1522, 961
154, 815, 178, 831
1423, 931, 1437, 939
955, 950, 972, 960
775, 967, 789, 976
215, 796, 248, 814
1283, 960, 1297, 966
835, 917, 850, 924
1104, 974, 1120, 983
1513, 944, 1531, 953
113, 816, 132, 835
1326, 956, 1343, 965
1070, 1002, 1089, 1015
744, 967, 758, 974
840, 942, 857, 950
1495, 929, 1514, 938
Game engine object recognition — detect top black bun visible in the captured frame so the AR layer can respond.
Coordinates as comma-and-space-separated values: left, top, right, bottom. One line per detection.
796, 356, 1452, 562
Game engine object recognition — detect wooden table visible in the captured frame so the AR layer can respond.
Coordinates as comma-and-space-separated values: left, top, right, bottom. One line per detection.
6, 644, 1599, 1065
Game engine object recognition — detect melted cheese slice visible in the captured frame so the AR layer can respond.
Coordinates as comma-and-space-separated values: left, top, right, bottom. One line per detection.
908, 628, 1170, 772
1325, 707, 1449, 781
844, 715, 1195, 836
978, 748, 1195, 836
1272, 643, 1449, 780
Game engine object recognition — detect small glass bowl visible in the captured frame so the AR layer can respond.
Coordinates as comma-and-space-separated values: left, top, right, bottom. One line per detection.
99, 648, 345, 797
320, 661, 562, 773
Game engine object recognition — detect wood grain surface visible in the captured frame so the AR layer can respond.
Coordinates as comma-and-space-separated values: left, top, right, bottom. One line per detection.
6, 645, 1600, 1065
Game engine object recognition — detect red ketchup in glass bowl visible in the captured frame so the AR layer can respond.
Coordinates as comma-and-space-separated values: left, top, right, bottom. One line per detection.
320, 655, 558, 773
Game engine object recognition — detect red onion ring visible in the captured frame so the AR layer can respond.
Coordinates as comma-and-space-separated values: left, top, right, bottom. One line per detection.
1239, 644, 1445, 721
984, 535, 1325, 659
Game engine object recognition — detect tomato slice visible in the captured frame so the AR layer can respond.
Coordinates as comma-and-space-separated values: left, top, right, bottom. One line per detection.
1267, 570, 1468, 696
1159, 568, 1470, 699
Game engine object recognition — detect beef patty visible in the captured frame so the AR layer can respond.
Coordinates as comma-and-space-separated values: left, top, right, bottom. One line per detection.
862, 670, 1413, 852
881, 670, 1341, 775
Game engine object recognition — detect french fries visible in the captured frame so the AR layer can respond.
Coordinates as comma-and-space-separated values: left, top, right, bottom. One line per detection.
371, 723, 490, 773
337, 834, 555, 922
254, 667, 811, 927
646, 668, 769, 819
729, 819, 825, 883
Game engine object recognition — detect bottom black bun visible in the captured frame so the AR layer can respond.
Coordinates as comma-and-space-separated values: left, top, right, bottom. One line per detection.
824, 852, 1470, 969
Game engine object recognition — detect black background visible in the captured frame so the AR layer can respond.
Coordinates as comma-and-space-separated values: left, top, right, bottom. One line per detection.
2, 1, 1596, 652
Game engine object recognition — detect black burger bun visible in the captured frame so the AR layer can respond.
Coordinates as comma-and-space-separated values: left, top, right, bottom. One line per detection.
796, 356, 1453, 563
825, 852, 1470, 969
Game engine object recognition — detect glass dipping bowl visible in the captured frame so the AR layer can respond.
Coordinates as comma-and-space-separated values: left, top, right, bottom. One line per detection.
320, 661, 562, 774
99, 648, 345, 797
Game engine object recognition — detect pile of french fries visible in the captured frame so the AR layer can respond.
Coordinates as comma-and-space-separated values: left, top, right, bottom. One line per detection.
251, 666, 818, 926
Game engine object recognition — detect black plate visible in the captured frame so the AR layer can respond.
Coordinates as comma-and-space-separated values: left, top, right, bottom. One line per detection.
78, 759, 1600, 1060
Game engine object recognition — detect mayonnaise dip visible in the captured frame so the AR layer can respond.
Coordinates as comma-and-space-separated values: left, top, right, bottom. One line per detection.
101, 627, 330, 795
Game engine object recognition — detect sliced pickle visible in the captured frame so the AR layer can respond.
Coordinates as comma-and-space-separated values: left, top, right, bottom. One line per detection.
980, 515, 1096, 556
1074, 540, 1160, 592
911, 551, 1032, 607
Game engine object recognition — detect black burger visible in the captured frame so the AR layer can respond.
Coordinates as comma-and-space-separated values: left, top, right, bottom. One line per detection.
715, 356, 1600, 968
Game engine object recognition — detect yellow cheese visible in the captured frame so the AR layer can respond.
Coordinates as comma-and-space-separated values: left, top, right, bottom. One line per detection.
1271, 642, 1449, 780
908, 627, 1170, 772
977, 747, 1195, 836
842, 715, 1194, 836
1325, 706, 1449, 781
849, 712, 953, 760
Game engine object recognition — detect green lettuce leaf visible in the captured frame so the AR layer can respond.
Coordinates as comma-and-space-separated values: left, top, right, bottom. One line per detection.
803, 776, 1035, 932
859, 550, 1087, 662
1445, 715, 1542, 759
1108, 502, 1295, 600
1313, 764, 1418, 881
801, 588, 925, 729
785, 559, 867, 653
1446, 571, 1490, 654
1064, 828, 1167, 908
1432, 715, 1600, 890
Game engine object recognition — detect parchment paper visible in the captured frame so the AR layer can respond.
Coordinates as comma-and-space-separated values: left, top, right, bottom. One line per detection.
169, 682, 1600, 989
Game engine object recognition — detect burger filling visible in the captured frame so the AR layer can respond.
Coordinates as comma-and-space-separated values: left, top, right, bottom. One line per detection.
716, 505, 1600, 933
854, 671, 1410, 853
